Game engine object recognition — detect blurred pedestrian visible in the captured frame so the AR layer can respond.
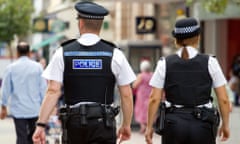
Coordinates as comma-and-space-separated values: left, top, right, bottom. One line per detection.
229, 54, 240, 106
132, 60, 152, 134
39, 57, 47, 69
145, 17, 230, 144
32, 1, 136, 144
0, 42, 47, 144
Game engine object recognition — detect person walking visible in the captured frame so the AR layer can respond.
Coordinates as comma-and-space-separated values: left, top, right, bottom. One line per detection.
145, 17, 230, 144
132, 60, 153, 134
32, 1, 136, 144
0, 42, 47, 144
229, 54, 240, 106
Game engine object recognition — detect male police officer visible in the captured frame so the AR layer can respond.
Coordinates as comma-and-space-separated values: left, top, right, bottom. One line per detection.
32, 1, 136, 144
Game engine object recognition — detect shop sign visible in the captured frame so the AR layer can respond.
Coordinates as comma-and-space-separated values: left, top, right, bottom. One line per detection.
136, 16, 156, 34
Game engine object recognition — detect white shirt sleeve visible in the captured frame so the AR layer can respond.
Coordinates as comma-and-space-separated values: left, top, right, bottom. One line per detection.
149, 58, 166, 89
42, 48, 64, 83
112, 49, 136, 86
208, 56, 227, 88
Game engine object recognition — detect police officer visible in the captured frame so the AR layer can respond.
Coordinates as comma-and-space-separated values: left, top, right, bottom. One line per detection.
145, 17, 230, 144
32, 1, 136, 144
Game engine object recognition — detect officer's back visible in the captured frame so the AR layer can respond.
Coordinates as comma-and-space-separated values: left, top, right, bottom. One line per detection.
32, 2, 136, 144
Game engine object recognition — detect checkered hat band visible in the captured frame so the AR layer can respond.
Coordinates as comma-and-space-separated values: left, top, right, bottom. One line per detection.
78, 12, 104, 19
174, 25, 199, 34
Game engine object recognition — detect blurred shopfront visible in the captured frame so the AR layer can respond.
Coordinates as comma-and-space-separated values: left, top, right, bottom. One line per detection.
193, 2, 240, 78
118, 40, 162, 73
107, 1, 187, 72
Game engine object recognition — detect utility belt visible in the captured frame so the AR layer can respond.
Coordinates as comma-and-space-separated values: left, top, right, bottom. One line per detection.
69, 104, 104, 118
167, 106, 220, 125
59, 103, 120, 144
59, 103, 120, 128
155, 103, 220, 137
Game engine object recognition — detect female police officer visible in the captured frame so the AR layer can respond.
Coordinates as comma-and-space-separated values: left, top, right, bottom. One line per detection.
145, 17, 230, 144
32, 1, 136, 144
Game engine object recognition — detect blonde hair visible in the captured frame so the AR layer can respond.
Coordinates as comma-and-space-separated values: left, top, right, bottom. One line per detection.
175, 35, 200, 48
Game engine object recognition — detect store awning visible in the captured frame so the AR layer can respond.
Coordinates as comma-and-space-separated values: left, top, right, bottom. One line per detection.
31, 34, 64, 51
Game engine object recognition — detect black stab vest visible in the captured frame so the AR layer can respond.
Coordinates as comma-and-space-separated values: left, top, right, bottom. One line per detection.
164, 54, 212, 107
62, 39, 116, 105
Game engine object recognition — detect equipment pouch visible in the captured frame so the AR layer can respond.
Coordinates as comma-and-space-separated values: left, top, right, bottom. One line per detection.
112, 106, 120, 116
193, 107, 220, 138
155, 102, 166, 135
206, 107, 220, 138
104, 107, 114, 127
193, 107, 220, 125
104, 106, 118, 128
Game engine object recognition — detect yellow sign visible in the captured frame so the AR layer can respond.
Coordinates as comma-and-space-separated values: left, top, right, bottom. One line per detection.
33, 18, 48, 32
136, 17, 156, 34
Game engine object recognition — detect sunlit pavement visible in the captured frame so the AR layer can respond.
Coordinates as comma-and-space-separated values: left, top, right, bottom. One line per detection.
0, 117, 16, 143
1, 106, 240, 144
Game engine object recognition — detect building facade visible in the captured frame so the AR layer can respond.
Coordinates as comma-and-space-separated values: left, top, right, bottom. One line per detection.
32, 0, 240, 77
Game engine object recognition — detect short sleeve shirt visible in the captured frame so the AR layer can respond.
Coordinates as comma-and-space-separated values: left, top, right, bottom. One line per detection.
150, 46, 227, 89
42, 33, 136, 86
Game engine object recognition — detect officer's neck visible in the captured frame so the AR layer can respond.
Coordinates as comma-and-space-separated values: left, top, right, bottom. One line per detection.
80, 30, 100, 36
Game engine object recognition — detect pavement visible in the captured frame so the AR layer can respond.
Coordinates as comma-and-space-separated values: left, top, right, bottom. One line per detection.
1, 106, 240, 144
0, 117, 160, 144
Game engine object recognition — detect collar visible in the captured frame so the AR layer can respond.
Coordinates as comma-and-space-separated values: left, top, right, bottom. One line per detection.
19, 56, 29, 60
77, 33, 101, 46
176, 46, 198, 59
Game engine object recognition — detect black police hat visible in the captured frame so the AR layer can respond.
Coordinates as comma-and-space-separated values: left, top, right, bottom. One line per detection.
172, 17, 200, 39
75, 1, 109, 20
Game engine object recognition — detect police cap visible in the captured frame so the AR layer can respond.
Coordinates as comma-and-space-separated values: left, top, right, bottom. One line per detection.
172, 17, 200, 39
75, 1, 109, 20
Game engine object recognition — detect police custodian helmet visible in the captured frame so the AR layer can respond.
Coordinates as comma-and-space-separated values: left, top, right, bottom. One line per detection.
172, 17, 200, 39
75, 1, 109, 20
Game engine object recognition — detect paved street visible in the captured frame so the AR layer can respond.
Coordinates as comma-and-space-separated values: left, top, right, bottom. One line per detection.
1, 106, 240, 144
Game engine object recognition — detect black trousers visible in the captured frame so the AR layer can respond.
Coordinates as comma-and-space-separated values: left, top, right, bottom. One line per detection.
162, 112, 216, 144
67, 118, 116, 144
13, 117, 38, 144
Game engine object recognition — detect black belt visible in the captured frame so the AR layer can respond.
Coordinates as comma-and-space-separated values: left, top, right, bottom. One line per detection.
166, 107, 196, 114
69, 104, 103, 118
61, 103, 119, 128
85, 118, 104, 124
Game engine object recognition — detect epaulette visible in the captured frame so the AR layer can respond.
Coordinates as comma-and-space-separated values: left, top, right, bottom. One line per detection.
101, 39, 117, 48
61, 39, 76, 47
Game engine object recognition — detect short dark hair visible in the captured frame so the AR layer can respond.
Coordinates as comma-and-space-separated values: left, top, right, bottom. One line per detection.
82, 19, 103, 31
17, 42, 30, 56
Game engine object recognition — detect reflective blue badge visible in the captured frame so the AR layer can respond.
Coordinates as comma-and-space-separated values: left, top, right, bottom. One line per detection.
73, 59, 102, 69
